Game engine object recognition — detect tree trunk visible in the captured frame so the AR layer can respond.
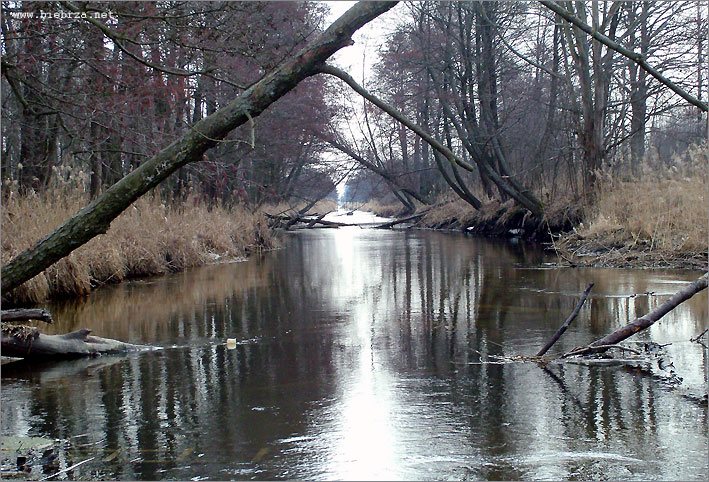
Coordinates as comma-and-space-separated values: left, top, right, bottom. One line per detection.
1, 1, 399, 295
1, 309, 54, 324
570, 272, 708, 356
628, 1, 649, 176
1, 325, 148, 360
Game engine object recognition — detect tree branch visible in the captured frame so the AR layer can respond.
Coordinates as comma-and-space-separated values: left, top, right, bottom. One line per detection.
540, 0, 708, 112
1, 1, 399, 294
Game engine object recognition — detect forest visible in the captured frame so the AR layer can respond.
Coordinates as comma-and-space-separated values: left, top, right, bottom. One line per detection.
1, 2, 708, 480
1, 1, 707, 303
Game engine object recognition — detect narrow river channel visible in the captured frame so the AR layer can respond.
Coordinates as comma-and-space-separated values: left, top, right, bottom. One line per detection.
2, 220, 707, 480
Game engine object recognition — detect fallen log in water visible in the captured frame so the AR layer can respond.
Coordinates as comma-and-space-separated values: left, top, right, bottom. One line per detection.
1, 324, 150, 360
305, 211, 331, 228
308, 217, 354, 227
1, 309, 54, 324
564, 271, 708, 358
373, 211, 427, 229
266, 212, 354, 229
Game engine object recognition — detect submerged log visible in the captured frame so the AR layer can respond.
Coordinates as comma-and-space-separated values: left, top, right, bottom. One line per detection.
1, 308, 54, 324
1, 324, 149, 360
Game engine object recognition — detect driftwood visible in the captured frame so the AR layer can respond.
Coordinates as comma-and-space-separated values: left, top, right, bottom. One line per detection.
373, 211, 428, 229
2, 308, 54, 324
536, 283, 593, 356
266, 212, 354, 229
1, 324, 149, 360
565, 272, 708, 357
305, 211, 331, 228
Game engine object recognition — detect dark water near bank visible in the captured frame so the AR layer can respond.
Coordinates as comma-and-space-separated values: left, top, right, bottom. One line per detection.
2, 226, 708, 480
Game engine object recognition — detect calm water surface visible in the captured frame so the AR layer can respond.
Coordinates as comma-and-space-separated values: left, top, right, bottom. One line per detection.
2, 224, 708, 480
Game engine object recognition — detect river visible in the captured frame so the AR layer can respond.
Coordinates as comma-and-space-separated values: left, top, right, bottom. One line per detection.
2, 217, 708, 480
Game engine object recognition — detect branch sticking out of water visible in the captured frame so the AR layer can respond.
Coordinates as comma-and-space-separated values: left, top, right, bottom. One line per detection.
572, 272, 708, 356
536, 283, 594, 356
562, 344, 642, 358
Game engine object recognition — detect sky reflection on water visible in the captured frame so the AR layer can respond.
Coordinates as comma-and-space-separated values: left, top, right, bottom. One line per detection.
2, 227, 707, 480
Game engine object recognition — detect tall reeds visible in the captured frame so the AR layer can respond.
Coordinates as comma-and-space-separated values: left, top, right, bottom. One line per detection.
577, 144, 708, 256
2, 187, 276, 305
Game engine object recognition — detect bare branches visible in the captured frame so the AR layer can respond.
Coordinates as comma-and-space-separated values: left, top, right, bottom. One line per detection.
539, 0, 708, 112
61, 2, 248, 90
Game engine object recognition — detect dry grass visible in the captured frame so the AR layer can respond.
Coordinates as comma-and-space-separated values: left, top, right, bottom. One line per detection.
558, 145, 708, 268
421, 196, 478, 227
580, 179, 707, 252
1, 189, 276, 304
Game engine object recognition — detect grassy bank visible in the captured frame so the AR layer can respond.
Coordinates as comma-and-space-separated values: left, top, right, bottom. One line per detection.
556, 175, 707, 269
367, 195, 582, 242
364, 155, 707, 270
1, 190, 276, 305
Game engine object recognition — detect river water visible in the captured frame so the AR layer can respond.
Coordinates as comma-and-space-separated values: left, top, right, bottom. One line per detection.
2, 219, 708, 480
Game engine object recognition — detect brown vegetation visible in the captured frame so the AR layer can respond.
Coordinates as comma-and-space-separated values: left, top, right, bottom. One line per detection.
1, 187, 276, 305
369, 193, 581, 241
363, 145, 708, 271
555, 148, 708, 269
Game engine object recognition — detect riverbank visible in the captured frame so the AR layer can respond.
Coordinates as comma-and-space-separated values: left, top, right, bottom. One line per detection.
553, 176, 707, 270
367, 174, 707, 271
1, 191, 276, 305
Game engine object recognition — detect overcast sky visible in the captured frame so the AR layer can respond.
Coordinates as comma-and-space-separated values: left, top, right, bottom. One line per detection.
324, 1, 400, 82
322, 2, 403, 202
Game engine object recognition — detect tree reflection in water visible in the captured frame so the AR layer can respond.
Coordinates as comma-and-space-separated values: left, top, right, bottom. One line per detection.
2, 228, 707, 480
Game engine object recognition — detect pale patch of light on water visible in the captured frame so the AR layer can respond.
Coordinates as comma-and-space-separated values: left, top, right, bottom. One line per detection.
323, 209, 391, 226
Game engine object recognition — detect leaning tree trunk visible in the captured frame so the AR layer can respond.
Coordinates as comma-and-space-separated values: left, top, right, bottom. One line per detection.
326, 138, 430, 205
320, 64, 484, 211
1, 1, 398, 295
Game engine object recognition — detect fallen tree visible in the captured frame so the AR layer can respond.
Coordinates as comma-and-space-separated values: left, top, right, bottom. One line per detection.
564, 271, 708, 357
1, 324, 149, 360
265, 213, 354, 228
373, 211, 428, 229
1, 309, 54, 324
1, 1, 399, 296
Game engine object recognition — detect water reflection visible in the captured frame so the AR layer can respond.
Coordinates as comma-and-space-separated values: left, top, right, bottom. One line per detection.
2, 227, 707, 480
